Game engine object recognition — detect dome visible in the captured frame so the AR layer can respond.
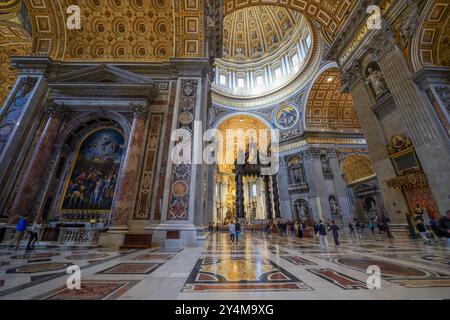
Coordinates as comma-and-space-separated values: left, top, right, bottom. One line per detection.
222, 5, 301, 63
213, 5, 315, 107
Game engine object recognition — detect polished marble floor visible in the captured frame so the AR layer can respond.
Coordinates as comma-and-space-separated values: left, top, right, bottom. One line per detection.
0, 231, 449, 300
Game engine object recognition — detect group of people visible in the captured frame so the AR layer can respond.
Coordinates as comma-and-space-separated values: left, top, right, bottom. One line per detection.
228, 221, 242, 244
5, 215, 42, 251
415, 209, 450, 245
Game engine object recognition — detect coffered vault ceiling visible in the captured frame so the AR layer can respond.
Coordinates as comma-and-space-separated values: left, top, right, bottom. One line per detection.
222, 5, 301, 63
306, 68, 361, 131
24, 0, 205, 61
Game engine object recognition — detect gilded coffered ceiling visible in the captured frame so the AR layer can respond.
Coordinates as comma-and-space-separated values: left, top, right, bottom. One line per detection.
223, 0, 357, 37
306, 68, 361, 131
23, 0, 205, 61
341, 154, 376, 184
222, 5, 300, 63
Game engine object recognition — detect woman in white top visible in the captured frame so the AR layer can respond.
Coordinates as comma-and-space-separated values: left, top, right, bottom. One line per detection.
26, 217, 42, 251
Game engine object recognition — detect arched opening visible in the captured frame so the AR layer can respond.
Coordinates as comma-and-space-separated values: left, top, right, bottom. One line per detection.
213, 115, 275, 224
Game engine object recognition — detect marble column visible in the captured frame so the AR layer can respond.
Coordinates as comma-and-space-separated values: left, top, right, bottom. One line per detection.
111, 104, 148, 229
235, 174, 244, 219
304, 148, 330, 222
328, 149, 352, 223
277, 156, 292, 220
272, 175, 281, 219
349, 79, 409, 224
8, 103, 67, 224
264, 175, 273, 219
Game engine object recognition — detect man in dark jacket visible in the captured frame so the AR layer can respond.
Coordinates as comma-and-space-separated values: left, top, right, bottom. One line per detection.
438, 210, 450, 245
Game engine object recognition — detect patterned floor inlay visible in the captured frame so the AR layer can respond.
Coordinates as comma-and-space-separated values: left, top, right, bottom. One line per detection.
36, 281, 140, 300
280, 256, 317, 266
7, 262, 73, 274
133, 254, 175, 261
97, 263, 162, 275
65, 253, 109, 260
307, 269, 368, 290
11, 252, 60, 259
389, 278, 450, 288
182, 256, 313, 292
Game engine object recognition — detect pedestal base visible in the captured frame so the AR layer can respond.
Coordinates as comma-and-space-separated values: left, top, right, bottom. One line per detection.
146, 223, 198, 248
98, 226, 129, 248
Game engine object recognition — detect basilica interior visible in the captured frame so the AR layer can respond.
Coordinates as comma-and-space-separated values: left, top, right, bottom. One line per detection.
0, 0, 449, 300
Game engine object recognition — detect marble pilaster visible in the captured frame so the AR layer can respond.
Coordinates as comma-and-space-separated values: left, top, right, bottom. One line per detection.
377, 46, 450, 215
110, 104, 148, 229
8, 102, 68, 224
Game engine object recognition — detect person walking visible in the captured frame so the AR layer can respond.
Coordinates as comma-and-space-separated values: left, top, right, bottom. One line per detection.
416, 218, 431, 244
437, 210, 450, 246
229, 221, 236, 244
235, 221, 242, 243
8, 215, 28, 250
349, 221, 356, 238
26, 217, 42, 251
317, 220, 329, 250
297, 220, 304, 239
328, 220, 340, 248
368, 221, 375, 234
313, 221, 319, 239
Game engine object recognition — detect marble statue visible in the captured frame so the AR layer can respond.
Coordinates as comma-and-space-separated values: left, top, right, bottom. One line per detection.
366, 67, 388, 97
330, 197, 340, 215
299, 204, 306, 218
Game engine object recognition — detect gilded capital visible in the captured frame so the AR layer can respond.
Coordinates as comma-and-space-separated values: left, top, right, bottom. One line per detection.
45, 102, 69, 120
130, 103, 149, 120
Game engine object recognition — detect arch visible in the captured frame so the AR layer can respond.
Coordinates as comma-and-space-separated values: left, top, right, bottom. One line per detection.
223, 0, 357, 38
341, 155, 376, 185
214, 113, 272, 174
305, 65, 360, 131
411, 0, 450, 71
57, 111, 131, 146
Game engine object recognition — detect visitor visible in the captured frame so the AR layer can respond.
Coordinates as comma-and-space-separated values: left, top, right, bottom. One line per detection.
216, 222, 219, 232
297, 220, 304, 239
437, 210, 450, 246
229, 221, 236, 244
349, 221, 356, 238
416, 218, 431, 244
328, 220, 340, 248
317, 220, 329, 250
368, 221, 376, 234
26, 217, 42, 251
235, 221, 241, 243
313, 221, 319, 239
383, 216, 393, 238
8, 214, 28, 250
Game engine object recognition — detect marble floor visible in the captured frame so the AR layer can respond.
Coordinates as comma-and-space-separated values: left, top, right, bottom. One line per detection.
0, 232, 449, 300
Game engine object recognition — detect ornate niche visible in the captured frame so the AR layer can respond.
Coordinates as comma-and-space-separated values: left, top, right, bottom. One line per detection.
364, 62, 390, 100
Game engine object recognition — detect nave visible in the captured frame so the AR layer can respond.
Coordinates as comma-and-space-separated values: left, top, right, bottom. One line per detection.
0, 231, 449, 300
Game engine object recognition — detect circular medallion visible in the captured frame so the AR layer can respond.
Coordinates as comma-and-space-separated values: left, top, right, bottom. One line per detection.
179, 111, 194, 125
274, 103, 299, 130
172, 181, 188, 197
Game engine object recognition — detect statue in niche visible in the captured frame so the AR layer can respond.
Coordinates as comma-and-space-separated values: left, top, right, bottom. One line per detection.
366, 67, 389, 97
321, 154, 330, 173
329, 197, 340, 215
299, 203, 306, 218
